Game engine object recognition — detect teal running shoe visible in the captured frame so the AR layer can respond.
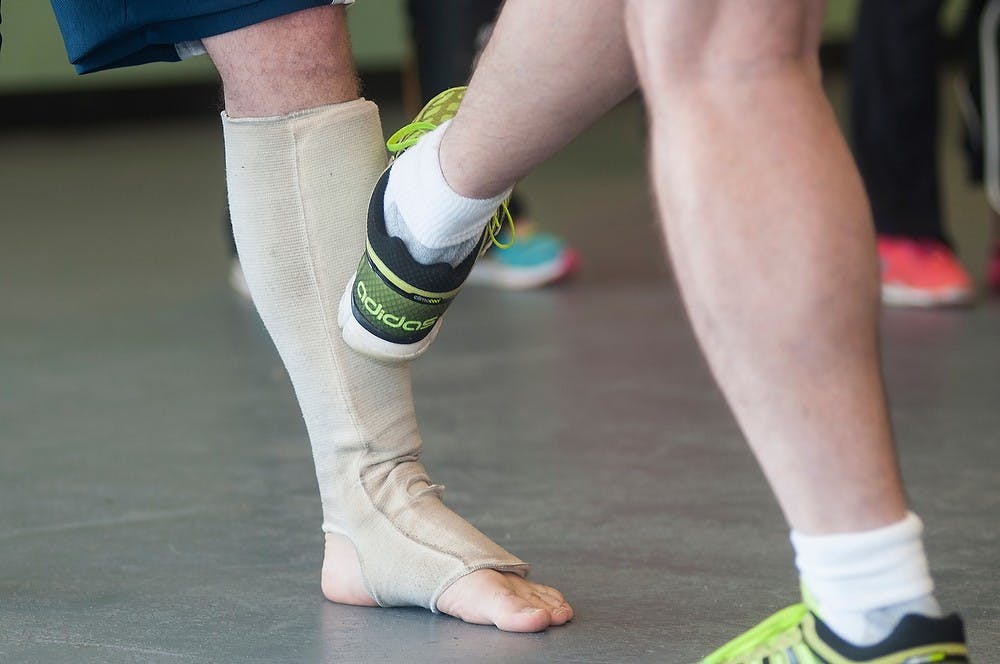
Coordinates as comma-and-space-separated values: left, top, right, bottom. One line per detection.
701, 592, 969, 664
467, 220, 579, 290
338, 86, 512, 363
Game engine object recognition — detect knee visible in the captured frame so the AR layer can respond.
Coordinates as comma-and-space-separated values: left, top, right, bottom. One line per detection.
207, 5, 360, 116
624, 0, 821, 91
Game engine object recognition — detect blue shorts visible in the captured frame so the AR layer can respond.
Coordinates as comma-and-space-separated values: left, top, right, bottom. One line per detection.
50, 0, 352, 74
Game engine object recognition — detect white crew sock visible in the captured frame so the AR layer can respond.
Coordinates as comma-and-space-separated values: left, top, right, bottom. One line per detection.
791, 512, 942, 646
383, 120, 512, 266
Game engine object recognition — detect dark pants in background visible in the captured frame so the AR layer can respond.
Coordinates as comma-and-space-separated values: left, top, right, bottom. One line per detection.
851, 0, 947, 242
850, 0, 987, 243
407, 0, 499, 103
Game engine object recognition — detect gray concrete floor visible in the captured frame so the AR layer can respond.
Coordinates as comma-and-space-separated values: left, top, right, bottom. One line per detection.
2, 81, 999, 663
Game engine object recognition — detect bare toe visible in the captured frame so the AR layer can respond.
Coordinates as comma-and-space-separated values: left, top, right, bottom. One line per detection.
490, 588, 556, 632
437, 569, 573, 632
514, 580, 574, 625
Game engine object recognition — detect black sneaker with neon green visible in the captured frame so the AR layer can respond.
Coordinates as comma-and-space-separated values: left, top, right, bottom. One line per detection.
338, 87, 512, 363
701, 599, 969, 664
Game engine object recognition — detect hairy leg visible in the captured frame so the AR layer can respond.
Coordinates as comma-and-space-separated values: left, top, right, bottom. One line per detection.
439, 0, 637, 198
414, 0, 906, 534
206, 6, 358, 116
436, 0, 904, 532
204, 6, 571, 631
376, 0, 937, 645
623, 0, 906, 534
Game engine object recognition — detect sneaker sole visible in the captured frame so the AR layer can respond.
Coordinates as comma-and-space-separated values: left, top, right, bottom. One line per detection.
338, 277, 444, 363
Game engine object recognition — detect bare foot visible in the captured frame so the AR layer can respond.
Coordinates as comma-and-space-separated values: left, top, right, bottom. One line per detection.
435, 566, 574, 632
321, 533, 573, 632
320, 533, 379, 608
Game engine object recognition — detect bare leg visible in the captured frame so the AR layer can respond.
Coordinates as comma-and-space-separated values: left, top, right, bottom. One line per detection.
204, 6, 571, 631
385, 0, 941, 649
622, 0, 906, 534
436, 0, 905, 533
432, 0, 905, 533
207, 6, 358, 116
439, 1, 637, 198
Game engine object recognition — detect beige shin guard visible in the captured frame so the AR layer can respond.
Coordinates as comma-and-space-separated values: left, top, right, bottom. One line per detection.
222, 100, 528, 610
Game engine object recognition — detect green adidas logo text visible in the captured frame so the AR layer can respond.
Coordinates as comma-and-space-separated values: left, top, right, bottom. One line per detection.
356, 279, 439, 332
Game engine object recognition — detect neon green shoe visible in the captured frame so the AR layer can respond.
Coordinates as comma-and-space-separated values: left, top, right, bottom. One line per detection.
701, 593, 969, 663
338, 86, 512, 363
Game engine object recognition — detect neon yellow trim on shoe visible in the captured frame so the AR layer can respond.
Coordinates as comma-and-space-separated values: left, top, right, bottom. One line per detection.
702, 604, 814, 664
365, 238, 463, 300
701, 592, 969, 664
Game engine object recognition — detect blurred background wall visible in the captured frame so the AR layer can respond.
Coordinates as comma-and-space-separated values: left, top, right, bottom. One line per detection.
0, 0, 410, 93
0, 1, 974, 95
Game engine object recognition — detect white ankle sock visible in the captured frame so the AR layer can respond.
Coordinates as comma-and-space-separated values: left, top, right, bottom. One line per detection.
383, 120, 511, 266
791, 512, 941, 646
